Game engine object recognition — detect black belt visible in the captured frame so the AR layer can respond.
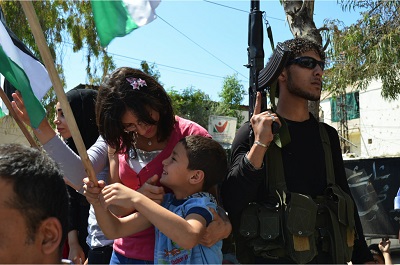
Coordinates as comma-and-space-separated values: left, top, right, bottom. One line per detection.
92, 245, 113, 251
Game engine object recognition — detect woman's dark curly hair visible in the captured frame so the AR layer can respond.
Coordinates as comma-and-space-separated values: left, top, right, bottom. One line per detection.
96, 67, 175, 154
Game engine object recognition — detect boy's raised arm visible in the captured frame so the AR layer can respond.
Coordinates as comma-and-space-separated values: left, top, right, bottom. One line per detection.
101, 184, 209, 250
132, 193, 207, 250
83, 179, 152, 239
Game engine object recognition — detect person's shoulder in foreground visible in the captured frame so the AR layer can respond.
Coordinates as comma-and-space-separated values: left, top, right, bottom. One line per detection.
0, 143, 69, 264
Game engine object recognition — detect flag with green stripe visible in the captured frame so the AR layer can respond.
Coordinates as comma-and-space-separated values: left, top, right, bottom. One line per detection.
91, 0, 160, 47
0, 7, 52, 128
0, 108, 6, 118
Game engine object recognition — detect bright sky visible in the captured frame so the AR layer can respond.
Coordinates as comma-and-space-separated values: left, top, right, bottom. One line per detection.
63, 0, 361, 105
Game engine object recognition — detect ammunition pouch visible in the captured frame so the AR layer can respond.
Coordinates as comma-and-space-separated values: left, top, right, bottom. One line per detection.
239, 185, 355, 263
285, 193, 318, 263
239, 195, 285, 260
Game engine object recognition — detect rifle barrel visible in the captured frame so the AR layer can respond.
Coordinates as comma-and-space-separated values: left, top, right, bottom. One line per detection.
248, 0, 264, 117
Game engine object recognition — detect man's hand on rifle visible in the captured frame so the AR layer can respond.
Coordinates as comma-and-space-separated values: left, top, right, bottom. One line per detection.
246, 92, 281, 169
251, 92, 280, 147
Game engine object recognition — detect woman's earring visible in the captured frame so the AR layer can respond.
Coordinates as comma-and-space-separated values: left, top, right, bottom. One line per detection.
132, 131, 138, 145
129, 131, 138, 159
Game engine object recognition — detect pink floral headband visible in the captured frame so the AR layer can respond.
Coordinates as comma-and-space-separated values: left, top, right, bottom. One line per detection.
126, 77, 147, 90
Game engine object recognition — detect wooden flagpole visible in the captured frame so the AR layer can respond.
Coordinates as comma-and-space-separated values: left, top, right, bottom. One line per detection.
0, 87, 39, 149
20, 1, 97, 185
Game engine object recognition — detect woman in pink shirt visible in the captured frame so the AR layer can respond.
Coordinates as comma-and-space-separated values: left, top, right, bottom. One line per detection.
94, 67, 231, 264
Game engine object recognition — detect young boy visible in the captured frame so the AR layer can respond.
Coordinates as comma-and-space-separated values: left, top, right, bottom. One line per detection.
84, 135, 227, 264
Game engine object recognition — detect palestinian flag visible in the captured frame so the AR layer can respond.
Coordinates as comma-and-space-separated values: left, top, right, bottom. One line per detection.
0, 7, 52, 128
91, 0, 160, 47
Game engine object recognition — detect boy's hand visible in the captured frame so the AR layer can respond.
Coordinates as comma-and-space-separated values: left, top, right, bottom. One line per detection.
83, 177, 106, 206
101, 183, 138, 209
137, 174, 165, 204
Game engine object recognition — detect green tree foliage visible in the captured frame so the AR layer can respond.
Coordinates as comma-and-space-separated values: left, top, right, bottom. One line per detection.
168, 86, 214, 129
324, 1, 400, 100
0, 1, 114, 118
139, 62, 215, 129
214, 74, 246, 127
140, 61, 162, 85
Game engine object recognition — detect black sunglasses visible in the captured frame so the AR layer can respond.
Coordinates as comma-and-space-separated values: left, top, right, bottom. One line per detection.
287, 56, 325, 71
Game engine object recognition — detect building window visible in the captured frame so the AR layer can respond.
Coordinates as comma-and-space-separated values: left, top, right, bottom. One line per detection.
330, 91, 360, 122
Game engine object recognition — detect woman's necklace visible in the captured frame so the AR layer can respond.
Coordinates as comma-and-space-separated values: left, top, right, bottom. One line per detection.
139, 134, 153, 146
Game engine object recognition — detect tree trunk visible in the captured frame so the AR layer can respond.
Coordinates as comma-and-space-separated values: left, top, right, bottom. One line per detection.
282, 0, 321, 120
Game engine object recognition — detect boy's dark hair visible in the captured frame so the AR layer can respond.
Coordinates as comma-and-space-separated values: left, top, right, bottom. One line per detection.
96, 67, 175, 154
179, 135, 227, 191
0, 144, 68, 253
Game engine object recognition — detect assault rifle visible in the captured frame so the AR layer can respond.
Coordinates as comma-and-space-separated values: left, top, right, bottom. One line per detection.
247, 0, 291, 134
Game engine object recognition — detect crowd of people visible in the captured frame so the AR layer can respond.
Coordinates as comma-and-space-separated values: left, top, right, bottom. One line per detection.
2, 37, 397, 264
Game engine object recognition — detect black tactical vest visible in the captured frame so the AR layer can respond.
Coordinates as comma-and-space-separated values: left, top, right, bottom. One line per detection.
239, 123, 356, 264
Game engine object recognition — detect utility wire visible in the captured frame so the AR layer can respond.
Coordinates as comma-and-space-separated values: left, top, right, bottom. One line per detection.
110, 52, 226, 79
203, 0, 248, 13
203, 0, 286, 22
62, 41, 245, 82
157, 15, 248, 80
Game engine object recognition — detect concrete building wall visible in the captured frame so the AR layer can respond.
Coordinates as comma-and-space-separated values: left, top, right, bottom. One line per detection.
358, 80, 400, 157
320, 80, 400, 158
0, 116, 31, 146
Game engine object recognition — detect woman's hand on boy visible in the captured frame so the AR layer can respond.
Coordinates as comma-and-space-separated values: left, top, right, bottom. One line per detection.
200, 207, 232, 247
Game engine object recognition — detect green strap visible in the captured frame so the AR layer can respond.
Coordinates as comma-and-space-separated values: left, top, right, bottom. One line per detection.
269, 81, 291, 148
266, 143, 287, 193
269, 80, 277, 111
319, 123, 335, 185
325, 205, 347, 263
